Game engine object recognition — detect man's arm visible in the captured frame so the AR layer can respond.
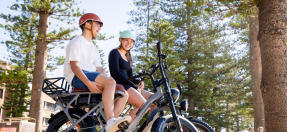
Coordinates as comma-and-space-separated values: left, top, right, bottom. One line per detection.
96, 67, 106, 75
70, 61, 102, 92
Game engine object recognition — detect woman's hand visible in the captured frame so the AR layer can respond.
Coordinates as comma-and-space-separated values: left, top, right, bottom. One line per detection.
138, 81, 144, 90
137, 81, 144, 93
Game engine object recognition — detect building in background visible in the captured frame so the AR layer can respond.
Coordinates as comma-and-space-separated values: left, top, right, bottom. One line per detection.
0, 59, 11, 121
0, 59, 56, 131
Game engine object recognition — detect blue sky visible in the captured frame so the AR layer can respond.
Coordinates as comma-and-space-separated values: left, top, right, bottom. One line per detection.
0, 0, 136, 77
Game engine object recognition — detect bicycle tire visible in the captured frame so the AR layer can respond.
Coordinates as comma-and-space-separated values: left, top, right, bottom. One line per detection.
46, 109, 91, 132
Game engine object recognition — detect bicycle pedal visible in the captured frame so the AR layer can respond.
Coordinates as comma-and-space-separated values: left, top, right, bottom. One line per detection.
118, 120, 129, 130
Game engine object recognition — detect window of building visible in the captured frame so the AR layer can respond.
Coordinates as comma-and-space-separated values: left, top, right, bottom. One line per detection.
44, 102, 56, 111
0, 89, 3, 99
43, 117, 49, 126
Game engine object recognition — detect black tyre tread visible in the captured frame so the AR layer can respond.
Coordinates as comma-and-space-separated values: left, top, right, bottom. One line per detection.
189, 119, 214, 132
48, 108, 85, 123
151, 114, 197, 132
46, 109, 90, 132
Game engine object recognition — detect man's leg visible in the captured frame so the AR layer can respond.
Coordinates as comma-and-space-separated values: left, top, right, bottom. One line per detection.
94, 74, 116, 121
94, 75, 131, 132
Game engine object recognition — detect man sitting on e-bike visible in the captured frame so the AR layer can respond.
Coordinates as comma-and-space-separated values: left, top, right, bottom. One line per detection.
63, 13, 131, 132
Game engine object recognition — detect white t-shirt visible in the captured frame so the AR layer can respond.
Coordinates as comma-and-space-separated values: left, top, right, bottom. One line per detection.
64, 35, 102, 86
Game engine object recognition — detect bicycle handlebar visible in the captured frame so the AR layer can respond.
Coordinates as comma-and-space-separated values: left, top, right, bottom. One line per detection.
128, 74, 142, 81
128, 71, 146, 80
128, 41, 182, 95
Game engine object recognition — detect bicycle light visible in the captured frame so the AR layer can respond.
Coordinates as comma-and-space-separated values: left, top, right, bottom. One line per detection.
170, 88, 180, 102
180, 100, 188, 111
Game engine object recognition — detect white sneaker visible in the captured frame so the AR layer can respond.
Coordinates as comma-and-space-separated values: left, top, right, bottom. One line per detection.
105, 116, 131, 132
119, 115, 132, 124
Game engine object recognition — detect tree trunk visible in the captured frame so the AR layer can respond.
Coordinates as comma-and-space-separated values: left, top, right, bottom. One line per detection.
249, 15, 265, 132
188, 67, 195, 116
146, 0, 149, 55
236, 116, 239, 132
29, 11, 49, 132
226, 102, 229, 132
186, 1, 194, 115
187, 45, 195, 118
215, 127, 220, 132
258, 0, 287, 131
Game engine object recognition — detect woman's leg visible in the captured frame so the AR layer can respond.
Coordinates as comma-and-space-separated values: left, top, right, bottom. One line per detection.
140, 90, 157, 115
114, 91, 129, 118
126, 88, 146, 120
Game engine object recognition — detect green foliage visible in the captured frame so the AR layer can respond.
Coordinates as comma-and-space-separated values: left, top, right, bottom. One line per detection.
0, 6, 37, 117
128, 0, 253, 130
92, 39, 108, 74
0, 68, 31, 117
135, 19, 185, 91
159, 1, 254, 130
127, 0, 162, 48
0, 0, 84, 117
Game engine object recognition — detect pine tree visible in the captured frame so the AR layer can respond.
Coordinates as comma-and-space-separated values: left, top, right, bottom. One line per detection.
1, 1, 84, 131
134, 19, 184, 91
0, 6, 38, 117
0, 69, 30, 117
194, 1, 265, 131
128, 1, 254, 131
127, 0, 162, 56
162, 1, 252, 131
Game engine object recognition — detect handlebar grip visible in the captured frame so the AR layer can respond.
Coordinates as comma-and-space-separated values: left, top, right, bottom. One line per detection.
128, 76, 140, 81
128, 72, 143, 80
157, 42, 161, 55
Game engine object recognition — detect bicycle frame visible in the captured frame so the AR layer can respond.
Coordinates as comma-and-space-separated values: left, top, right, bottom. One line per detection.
124, 42, 184, 132
42, 78, 125, 132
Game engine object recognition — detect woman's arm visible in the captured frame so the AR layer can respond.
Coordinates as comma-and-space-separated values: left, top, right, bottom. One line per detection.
109, 49, 138, 89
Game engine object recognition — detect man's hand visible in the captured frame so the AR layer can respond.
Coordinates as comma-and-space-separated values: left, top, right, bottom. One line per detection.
116, 84, 126, 93
86, 81, 102, 93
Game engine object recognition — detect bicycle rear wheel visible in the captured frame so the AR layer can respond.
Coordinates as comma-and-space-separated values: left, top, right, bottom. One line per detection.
46, 109, 91, 132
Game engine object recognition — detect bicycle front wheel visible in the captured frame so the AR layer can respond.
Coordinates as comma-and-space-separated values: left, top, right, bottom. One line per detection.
188, 119, 214, 132
151, 114, 198, 132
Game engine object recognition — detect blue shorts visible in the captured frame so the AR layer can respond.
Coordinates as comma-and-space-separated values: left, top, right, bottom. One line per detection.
71, 70, 101, 90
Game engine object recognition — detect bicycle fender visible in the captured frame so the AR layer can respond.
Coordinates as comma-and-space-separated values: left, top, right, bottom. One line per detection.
48, 108, 86, 123
48, 108, 95, 125
147, 105, 181, 124
48, 110, 66, 124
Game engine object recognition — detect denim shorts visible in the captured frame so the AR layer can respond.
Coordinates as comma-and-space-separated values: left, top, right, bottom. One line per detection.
71, 70, 101, 90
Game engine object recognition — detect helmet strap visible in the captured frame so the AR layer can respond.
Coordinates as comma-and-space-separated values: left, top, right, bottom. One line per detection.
83, 21, 95, 39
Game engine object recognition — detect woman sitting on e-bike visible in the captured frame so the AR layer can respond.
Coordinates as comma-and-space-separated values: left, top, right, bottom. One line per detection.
108, 30, 157, 122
